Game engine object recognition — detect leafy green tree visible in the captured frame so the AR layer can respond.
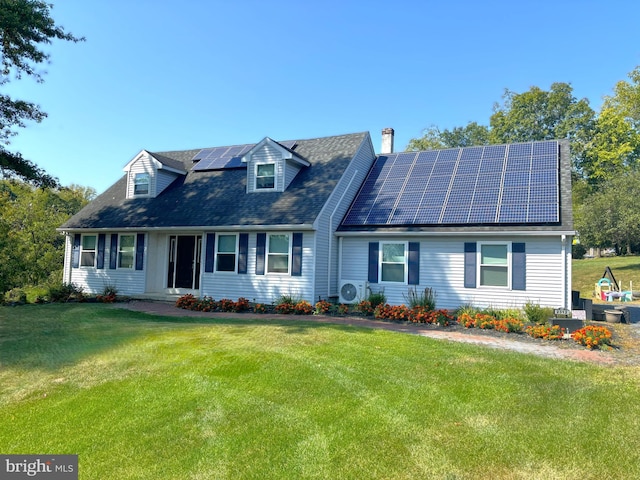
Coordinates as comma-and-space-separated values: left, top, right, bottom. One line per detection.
408, 122, 490, 151
407, 83, 595, 176
581, 107, 640, 183
574, 171, 640, 255
489, 83, 595, 173
0, 180, 93, 292
0, 0, 83, 187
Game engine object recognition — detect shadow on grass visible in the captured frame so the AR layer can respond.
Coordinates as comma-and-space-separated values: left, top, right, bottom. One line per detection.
0, 303, 377, 371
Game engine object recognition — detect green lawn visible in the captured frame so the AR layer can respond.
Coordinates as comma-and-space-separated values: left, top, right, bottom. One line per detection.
572, 255, 640, 301
1, 304, 640, 479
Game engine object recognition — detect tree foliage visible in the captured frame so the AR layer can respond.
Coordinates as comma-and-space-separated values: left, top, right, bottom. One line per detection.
0, 0, 83, 187
0, 180, 93, 292
407, 122, 490, 151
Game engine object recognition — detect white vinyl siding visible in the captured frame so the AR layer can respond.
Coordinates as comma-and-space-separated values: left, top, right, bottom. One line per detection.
200, 232, 315, 304
126, 154, 155, 198
340, 235, 567, 310
247, 144, 283, 193
67, 231, 146, 295
314, 134, 376, 300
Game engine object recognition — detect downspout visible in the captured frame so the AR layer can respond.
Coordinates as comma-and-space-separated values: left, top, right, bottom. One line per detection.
328, 170, 358, 297
561, 234, 567, 309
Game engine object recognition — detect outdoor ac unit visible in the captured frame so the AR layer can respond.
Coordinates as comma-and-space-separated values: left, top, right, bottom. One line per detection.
339, 280, 368, 304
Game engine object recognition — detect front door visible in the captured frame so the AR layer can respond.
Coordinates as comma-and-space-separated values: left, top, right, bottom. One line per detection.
167, 235, 202, 289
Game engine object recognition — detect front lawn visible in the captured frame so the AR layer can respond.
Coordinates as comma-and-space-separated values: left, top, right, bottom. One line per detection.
1, 304, 639, 479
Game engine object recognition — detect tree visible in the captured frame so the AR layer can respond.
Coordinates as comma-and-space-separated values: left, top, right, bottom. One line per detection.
408, 122, 491, 151
581, 107, 640, 183
489, 83, 595, 174
0, 180, 93, 292
406, 83, 595, 176
0, 0, 83, 187
574, 171, 640, 255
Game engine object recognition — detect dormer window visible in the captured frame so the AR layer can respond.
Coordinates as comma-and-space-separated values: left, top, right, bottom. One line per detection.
134, 173, 150, 195
255, 163, 275, 190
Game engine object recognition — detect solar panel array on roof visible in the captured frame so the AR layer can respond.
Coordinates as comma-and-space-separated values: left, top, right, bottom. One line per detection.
191, 140, 297, 171
342, 140, 560, 226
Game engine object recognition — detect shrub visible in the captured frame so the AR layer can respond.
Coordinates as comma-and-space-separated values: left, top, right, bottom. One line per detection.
48, 282, 84, 303
374, 304, 411, 321
253, 303, 267, 314
526, 324, 565, 340
314, 300, 332, 315
4, 288, 27, 305
367, 291, 387, 308
294, 300, 313, 315
356, 300, 374, 316
176, 294, 198, 309
97, 284, 118, 303
404, 287, 436, 310
572, 325, 613, 349
523, 302, 554, 325
337, 303, 350, 315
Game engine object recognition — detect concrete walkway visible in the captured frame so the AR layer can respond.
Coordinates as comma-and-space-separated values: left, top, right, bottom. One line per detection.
120, 301, 621, 365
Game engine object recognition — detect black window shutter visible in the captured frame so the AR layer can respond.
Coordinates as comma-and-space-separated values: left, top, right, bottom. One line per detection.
464, 242, 477, 288
238, 233, 248, 274
292, 232, 303, 276
512, 242, 526, 290
368, 242, 379, 283
256, 233, 266, 275
72, 234, 81, 268
135, 233, 145, 271
204, 233, 215, 273
109, 234, 118, 269
408, 242, 420, 285
97, 234, 106, 269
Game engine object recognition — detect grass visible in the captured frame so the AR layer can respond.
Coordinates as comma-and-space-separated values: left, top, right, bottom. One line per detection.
572, 255, 640, 302
1, 304, 640, 479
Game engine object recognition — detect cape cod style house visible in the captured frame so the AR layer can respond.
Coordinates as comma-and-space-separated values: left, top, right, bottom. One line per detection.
59, 129, 574, 310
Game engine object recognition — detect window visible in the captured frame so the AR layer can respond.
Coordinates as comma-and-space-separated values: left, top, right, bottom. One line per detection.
380, 242, 406, 283
216, 234, 237, 272
255, 163, 275, 190
118, 235, 135, 269
134, 173, 150, 195
81, 235, 97, 267
480, 243, 508, 287
267, 234, 290, 273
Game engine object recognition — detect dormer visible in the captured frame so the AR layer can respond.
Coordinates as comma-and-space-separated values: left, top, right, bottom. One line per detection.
242, 137, 309, 193
123, 150, 187, 199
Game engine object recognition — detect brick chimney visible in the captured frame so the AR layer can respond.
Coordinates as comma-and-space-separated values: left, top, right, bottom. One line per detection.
381, 127, 394, 154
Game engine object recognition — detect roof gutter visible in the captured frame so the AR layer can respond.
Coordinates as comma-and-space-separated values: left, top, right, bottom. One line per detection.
57, 224, 317, 234
335, 229, 576, 237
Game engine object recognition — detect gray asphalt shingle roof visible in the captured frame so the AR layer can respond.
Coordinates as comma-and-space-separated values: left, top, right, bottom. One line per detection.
61, 132, 369, 230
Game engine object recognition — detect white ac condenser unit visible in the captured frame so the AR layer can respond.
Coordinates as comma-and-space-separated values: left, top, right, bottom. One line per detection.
339, 280, 368, 304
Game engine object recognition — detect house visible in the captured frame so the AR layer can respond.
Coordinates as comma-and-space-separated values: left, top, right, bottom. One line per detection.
59, 129, 574, 310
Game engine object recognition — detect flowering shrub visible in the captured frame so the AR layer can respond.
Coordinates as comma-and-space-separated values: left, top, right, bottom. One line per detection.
253, 303, 267, 314
410, 307, 454, 325
175, 294, 198, 309
356, 300, 375, 316
314, 300, 332, 315
459, 313, 523, 333
275, 301, 295, 314
374, 304, 411, 321
525, 324, 565, 340
294, 300, 313, 315
337, 303, 350, 315
96, 293, 117, 303
175, 295, 250, 313
572, 325, 613, 349
493, 317, 525, 333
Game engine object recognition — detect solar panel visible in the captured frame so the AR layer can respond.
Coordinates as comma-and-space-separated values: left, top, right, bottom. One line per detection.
341, 140, 560, 227
192, 139, 298, 171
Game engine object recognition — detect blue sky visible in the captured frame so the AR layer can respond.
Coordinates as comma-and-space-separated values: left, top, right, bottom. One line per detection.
6, 0, 640, 193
